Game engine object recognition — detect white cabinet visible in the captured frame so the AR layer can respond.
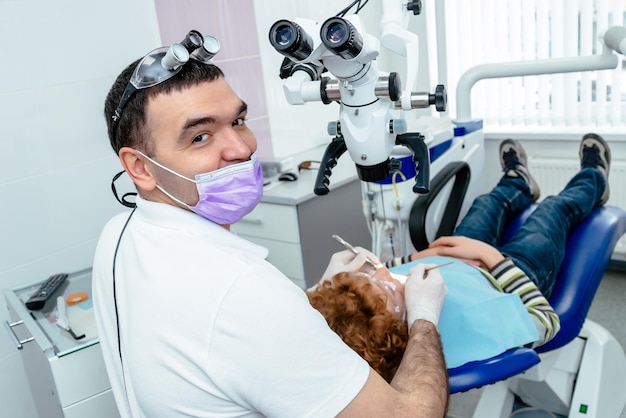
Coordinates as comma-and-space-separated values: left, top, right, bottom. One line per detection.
232, 145, 372, 289
3, 269, 120, 418
234, 201, 306, 284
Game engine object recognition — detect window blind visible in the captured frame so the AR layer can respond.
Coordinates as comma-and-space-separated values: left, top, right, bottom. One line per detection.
432, 0, 626, 130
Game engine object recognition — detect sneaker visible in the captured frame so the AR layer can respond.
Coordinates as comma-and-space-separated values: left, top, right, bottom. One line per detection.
579, 133, 611, 205
499, 139, 541, 202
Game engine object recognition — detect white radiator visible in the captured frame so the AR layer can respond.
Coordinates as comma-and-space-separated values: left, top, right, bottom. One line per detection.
529, 157, 626, 259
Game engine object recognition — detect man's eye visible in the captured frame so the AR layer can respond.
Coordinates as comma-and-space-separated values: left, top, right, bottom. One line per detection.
232, 117, 246, 127
193, 133, 209, 143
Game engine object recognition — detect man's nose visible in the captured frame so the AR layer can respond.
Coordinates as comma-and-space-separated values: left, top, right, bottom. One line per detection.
221, 128, 255, 160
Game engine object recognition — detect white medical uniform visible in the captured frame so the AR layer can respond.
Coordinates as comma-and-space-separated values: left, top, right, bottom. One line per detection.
93, 196, 369, 418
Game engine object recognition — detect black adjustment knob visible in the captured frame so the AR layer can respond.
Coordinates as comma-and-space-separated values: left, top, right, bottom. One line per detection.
407, 0, 422, 15
388, 72, 401, 102
429, 84, 447, 112
279, 57, 295, 79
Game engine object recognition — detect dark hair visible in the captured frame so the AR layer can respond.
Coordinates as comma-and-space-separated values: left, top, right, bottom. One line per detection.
103, 58, 224, 155
307, 272, 409, 382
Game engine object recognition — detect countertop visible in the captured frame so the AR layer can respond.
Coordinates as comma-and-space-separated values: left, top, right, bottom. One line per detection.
259, 143, 362, 205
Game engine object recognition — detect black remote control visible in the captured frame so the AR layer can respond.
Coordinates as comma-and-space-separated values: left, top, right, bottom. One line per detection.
25, 273, 69, 311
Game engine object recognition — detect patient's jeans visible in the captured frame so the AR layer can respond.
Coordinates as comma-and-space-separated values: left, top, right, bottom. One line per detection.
454, 167, 606, 298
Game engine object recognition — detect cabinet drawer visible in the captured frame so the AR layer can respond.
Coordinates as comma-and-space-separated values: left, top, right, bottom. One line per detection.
63, 389, 120, 418
232, 203, 300, 243
51, 342, 112, 407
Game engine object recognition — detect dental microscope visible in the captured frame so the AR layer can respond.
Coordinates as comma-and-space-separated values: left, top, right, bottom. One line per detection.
268, 0, 445, 194
268, 0, 482, 261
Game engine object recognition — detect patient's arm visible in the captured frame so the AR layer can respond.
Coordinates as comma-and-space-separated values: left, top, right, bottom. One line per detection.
423, 236, 504, 269
489, 258, 561, 346
383, 236, 503, 269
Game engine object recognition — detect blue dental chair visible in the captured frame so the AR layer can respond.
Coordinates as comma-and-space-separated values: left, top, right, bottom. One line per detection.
410, 169, 626, 417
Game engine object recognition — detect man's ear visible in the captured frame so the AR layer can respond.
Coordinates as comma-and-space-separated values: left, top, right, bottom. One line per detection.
119, 147, 157, 191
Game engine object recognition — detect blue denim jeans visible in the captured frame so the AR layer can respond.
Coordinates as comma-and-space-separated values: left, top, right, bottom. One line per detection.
453, 168, 606, 298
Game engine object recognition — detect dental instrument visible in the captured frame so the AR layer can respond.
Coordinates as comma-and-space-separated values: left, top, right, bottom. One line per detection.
422, 261, 453, 278
332, 233, 451, 277
332, 234, 384, 270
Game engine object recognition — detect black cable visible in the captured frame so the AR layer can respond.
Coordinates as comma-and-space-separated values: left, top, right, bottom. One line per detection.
113, 208, 136, 361
336, 0, 371, 17
111, 170, 137, 208
356, 0, 370, 13
112, 207, 136, 404
336, 1, 356, 16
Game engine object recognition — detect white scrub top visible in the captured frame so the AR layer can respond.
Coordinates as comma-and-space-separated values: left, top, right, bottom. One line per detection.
93, 196, 369, 418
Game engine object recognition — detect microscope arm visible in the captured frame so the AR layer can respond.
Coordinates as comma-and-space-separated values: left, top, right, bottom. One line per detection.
314, 135, 348, 196
380, 0, 419, 110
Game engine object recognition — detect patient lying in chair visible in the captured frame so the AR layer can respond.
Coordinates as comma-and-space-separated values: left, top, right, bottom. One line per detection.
307, 134, 611, 381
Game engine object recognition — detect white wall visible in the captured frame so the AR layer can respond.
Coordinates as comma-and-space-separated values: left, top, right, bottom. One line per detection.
0, 0, 434, 415
0, 1, 161, 416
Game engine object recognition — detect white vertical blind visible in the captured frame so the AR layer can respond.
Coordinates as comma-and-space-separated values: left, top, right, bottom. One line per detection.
597, 0, 610, 125
581, 0, 594, 126
522, 0, 537, 125
537, 0, 551, 126
437, 0, 626, 130
611, 0, 625, 125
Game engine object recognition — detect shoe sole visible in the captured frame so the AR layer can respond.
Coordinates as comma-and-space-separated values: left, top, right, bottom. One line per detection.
580, 133, 611, 205
500, 139, 541, 202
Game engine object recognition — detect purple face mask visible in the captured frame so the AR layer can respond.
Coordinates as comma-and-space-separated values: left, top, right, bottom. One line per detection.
137, 151, 263, 225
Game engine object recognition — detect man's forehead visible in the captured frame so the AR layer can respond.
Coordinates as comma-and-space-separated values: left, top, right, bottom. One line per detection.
147, 78, 244, 117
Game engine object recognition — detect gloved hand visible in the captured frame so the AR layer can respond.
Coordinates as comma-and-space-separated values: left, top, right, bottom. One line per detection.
405, 264, 448, 328
320, 247, 382, 283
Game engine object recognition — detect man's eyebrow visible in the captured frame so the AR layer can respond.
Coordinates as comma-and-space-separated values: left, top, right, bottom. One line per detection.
237, 101, 248, 116
180, 101, 249, 134
182, 116, 216, 133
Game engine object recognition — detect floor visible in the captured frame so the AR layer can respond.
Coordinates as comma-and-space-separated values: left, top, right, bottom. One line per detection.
446, 267, 626, 418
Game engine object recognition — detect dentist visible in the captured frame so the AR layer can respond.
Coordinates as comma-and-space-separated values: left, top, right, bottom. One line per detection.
93, 30, 448, 418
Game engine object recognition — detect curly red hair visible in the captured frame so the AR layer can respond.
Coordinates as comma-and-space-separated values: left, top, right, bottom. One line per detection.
307, 272, 408, 382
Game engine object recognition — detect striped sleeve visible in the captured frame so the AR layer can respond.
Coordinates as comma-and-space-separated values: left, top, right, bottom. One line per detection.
384, 255, 412, 268
489, 258, 561, 347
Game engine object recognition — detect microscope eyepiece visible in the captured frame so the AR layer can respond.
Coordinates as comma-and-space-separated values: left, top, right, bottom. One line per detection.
326, 21, 347, 44
275, 24, 295, 46
320, 17, 363, 59
269, 20, 314, 61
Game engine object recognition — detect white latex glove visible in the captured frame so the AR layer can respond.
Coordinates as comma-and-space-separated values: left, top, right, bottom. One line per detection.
405, 264, 448, 328
320, 247, 382, 283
